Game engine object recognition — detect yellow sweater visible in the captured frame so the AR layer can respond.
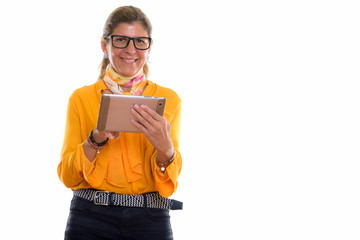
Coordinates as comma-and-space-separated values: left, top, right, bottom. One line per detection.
58, 80, 182, 197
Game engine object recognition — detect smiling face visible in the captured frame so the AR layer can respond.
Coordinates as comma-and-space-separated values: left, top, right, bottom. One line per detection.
101, 22, 152, 77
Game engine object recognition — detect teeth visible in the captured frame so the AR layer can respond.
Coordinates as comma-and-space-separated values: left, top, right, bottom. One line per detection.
123, 59, 136, 63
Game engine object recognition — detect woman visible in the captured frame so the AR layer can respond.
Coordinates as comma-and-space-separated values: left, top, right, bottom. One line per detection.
57, 6, 182, 240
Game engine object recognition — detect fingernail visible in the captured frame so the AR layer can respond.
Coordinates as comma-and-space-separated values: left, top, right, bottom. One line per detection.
134, 104, 139, 109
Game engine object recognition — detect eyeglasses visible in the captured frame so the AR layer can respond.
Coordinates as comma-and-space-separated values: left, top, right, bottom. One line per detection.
107, 35, 152, 50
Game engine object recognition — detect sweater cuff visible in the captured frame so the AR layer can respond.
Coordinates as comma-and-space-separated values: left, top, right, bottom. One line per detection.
154, 150, 181, 197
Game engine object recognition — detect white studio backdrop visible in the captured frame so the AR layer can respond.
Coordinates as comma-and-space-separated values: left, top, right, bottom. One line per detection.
0, 0, 359, 239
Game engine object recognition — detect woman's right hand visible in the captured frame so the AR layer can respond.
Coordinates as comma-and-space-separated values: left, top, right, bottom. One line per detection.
84, 90, 120, 162
84, 129, 119, 162
93, 89, 121, 142
92, 129, 120, 142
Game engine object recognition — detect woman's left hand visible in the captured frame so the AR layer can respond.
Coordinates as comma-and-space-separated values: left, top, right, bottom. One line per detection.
130, 104, 174, 162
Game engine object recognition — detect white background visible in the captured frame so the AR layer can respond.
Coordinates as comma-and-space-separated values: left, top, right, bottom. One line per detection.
0, 0, 359, 239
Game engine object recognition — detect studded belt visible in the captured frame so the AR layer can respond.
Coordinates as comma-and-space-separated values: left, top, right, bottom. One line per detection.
73, 189, 183, 210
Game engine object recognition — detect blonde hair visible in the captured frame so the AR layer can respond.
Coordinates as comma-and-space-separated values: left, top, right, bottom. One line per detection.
98, 6, 152, 80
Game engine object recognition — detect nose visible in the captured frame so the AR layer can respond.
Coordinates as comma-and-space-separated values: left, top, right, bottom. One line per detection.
125, 39, 137, 54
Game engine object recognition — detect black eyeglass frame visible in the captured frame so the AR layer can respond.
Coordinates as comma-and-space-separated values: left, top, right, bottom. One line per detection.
106, 35, 152, 50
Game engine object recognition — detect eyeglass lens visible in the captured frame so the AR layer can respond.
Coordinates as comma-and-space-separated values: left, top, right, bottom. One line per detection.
112, 36, 150, 50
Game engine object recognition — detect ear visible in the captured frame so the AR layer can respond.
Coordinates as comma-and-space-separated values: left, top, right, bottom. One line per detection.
101, 39, 108, 55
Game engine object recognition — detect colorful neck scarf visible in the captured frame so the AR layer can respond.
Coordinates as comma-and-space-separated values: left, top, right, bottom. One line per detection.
103, 64, 146, 96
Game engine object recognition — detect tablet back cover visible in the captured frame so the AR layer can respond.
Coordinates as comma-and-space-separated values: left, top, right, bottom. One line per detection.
97, 94, 166, 133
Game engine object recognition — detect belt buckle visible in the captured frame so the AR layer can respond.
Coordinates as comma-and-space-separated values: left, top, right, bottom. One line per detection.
93, 191, 110, 206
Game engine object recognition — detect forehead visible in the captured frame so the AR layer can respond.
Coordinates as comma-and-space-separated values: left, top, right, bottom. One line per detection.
112, 22, 148, 37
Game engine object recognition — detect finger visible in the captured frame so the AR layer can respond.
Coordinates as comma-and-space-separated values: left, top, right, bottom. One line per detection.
130, 117, 148, 133
113, 132, 121, 140
104, 132, 114, 140
133, 104, 160, 125
93, 129, 109, 142
131, 105, 155, 129
139, 104, 162, 121
130, 111, 151, 132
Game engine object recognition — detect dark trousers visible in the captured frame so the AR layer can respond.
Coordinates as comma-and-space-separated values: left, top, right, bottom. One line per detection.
64, 196, 173, 240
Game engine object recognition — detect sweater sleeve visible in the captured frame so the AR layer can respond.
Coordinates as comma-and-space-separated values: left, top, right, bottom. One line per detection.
57, 92, 107, 189
153, 99, 182, 197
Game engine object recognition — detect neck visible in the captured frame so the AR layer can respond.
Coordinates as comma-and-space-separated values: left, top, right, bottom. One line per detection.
108, 65, 143, 82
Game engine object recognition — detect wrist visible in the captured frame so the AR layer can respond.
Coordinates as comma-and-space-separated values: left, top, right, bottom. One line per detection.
91, 129, 109, 145
156, 148, 175, 164
156, 151, 176, 172
90, 130, 109, 147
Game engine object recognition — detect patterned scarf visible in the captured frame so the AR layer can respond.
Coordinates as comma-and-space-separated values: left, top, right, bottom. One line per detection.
103, 64, 146, 95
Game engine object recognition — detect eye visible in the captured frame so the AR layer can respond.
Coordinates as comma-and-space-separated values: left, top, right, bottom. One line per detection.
113, 36, 128, 43
135, 38, 146, 45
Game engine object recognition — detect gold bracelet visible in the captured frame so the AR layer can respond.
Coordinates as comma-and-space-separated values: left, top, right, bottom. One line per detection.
155, 152, 176, 172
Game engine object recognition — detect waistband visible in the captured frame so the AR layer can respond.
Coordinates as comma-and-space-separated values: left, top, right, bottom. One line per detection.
73, 189, 183, 210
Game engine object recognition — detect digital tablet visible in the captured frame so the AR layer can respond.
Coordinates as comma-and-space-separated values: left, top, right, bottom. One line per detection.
96, 94, 166, 133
